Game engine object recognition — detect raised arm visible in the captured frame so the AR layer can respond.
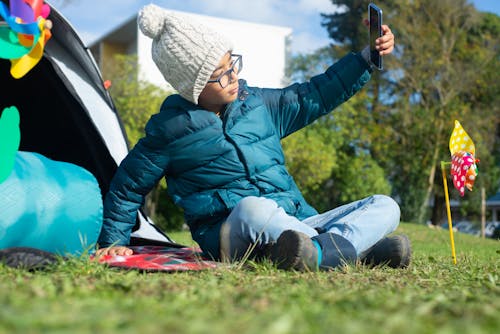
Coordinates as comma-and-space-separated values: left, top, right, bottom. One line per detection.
263, 23, 394, 138
262, 52, 372, 138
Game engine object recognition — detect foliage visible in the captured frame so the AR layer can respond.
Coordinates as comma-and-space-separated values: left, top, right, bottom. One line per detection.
0, 223, 498, 333
106, 54, 184, 230
320, 0, 369, 52
284, 45, 337, 84
282, 122, 339, 206
331, 152, 391, 205
106, 55, 164, 145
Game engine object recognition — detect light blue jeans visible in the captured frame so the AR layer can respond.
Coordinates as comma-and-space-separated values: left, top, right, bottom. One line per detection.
219, 195, 400, 260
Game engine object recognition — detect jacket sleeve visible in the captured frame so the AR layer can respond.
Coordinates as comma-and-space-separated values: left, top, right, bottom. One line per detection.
262, 52, 372, 138
98, 120, 170, 247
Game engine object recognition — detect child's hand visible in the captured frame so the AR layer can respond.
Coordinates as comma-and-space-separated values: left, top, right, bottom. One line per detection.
95, 246, 133, 257
377, 25, 394, 56
362, 20, 395, 56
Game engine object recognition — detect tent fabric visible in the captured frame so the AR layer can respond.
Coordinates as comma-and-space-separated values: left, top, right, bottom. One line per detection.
0, 1, 177, 247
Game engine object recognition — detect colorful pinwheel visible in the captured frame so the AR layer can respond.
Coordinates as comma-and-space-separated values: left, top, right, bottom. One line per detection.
440, 120, 480, 265
449, 120, 479, 196
0, 0, 51, 78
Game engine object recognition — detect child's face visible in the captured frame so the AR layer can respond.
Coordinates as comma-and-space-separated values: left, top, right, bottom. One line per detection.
198, 52, 240, 113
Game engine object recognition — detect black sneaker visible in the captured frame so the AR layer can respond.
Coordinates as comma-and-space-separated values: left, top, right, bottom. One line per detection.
0, 247, 58, 270
362, 234, 412, 268
269, 230, 319, 271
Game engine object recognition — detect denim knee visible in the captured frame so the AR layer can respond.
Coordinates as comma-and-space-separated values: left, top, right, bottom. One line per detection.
220, 196, 282, 261
373, 194, 400, 231
227, 196, 280, 232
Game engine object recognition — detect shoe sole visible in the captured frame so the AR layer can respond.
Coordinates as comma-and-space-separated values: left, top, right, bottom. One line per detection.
271, 230, 318, 271
362, 234, 412, 269
393, 234, 411, 268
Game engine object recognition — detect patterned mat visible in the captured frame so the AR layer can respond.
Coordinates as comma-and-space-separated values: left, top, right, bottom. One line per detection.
95, 246, 219, 272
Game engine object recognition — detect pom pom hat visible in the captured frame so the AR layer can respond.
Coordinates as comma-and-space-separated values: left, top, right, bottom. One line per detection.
138, 4, 234, 104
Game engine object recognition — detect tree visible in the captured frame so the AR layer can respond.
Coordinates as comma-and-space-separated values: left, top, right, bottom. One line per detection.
321, 0, 370, 52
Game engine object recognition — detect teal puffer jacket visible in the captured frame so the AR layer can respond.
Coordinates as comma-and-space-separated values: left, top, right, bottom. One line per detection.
99, 52, 372, 253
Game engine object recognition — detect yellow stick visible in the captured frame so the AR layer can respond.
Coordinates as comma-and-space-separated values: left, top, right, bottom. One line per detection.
441, 161, 457, 265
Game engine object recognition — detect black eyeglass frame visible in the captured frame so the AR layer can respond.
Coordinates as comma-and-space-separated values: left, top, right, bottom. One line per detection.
207, 54, 242, 89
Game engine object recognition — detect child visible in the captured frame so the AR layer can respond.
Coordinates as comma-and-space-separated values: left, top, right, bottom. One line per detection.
96, 4, 411, 271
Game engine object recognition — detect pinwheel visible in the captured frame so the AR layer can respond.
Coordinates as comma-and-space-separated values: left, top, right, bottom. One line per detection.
0, 0, 51, 78
449, 120, 479, 196
440, 120, 479, 264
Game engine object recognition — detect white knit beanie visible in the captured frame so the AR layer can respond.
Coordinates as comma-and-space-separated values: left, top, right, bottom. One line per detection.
138, 4, 234, 104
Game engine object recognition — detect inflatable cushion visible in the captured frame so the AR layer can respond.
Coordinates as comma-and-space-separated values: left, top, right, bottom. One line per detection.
0, 152, 103, 255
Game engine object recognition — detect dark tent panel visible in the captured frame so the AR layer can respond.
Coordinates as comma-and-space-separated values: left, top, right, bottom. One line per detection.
0, 58, 117, 194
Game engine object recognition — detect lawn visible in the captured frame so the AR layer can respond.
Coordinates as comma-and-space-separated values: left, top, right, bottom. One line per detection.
0, 222, 498, 334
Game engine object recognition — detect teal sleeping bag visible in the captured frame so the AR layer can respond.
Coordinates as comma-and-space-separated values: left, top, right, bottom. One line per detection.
0, 152, 103, 255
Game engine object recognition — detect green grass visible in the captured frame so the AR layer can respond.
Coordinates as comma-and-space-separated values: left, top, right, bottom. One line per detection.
0, 223, 498, 334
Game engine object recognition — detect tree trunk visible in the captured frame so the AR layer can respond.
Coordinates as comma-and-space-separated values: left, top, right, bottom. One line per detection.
430, 192, 445, 226
417, 119, 445, 224
417, 160, 436, 224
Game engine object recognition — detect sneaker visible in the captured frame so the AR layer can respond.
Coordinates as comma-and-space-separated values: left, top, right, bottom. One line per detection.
0, 247, 58, 270
361, 234, 412, 268
268, 230, 358, 271
269, 230, 319, 271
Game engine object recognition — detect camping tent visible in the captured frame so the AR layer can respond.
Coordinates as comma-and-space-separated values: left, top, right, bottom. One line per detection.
0, 1, 177, 247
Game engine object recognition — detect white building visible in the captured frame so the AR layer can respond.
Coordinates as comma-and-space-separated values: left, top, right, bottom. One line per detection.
89, 10, 292, 91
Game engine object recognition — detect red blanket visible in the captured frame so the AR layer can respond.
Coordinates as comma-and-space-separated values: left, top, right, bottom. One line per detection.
96, 246, 219, 272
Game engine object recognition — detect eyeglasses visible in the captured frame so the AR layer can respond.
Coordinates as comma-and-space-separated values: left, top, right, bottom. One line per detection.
207, 54, 242, 89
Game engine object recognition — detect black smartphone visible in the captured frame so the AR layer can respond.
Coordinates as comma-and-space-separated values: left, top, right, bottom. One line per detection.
368, 3, 383, 70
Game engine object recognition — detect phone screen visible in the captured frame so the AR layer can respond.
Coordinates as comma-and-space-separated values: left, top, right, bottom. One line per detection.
369, 4, 383, 70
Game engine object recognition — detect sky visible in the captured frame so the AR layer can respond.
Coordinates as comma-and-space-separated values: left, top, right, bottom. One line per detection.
51, 0, 500, 54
